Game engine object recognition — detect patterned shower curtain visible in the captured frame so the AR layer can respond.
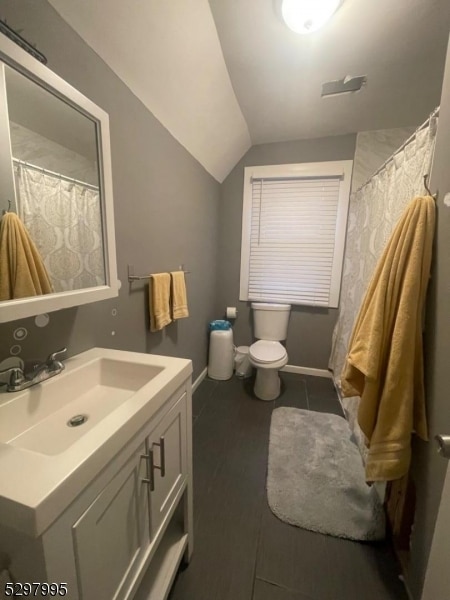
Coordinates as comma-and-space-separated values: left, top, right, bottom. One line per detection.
15, 164, 105, 293
329, 114, 438, 455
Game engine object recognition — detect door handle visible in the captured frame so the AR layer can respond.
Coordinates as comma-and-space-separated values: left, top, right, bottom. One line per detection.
152, 436, 166, 477
140, 452, 155, 491
140, 436, 165, 491
435, 434, 450, 459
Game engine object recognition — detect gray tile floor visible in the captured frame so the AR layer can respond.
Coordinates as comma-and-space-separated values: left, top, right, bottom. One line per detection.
169, 373, 408, 600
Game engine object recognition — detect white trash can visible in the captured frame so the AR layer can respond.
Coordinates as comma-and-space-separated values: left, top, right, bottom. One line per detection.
208, 329, 234, 380
235, 345, 252, 378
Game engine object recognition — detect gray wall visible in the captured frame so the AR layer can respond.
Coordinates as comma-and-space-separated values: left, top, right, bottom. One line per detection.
407, 37, 450, 598
218, 135, 356, 369
0, 0, 220, 380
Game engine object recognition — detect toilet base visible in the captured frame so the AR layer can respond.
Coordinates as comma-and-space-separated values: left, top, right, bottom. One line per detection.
254, 368, 281, 401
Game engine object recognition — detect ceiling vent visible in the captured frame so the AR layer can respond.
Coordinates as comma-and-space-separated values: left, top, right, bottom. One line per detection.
321, 75, 367, 98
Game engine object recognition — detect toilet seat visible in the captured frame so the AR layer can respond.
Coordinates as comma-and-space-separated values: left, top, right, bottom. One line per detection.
249, 340, 287, 364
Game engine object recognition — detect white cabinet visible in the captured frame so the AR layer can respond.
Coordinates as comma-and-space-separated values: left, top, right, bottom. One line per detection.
0, 378, 193, 600
148, 393, 187, 539
71, 392, 188, 600
72, 441, 150, 600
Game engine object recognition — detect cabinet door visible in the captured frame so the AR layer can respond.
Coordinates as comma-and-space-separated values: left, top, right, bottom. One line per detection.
148, 392, 187, 538
72, 442, 150, 600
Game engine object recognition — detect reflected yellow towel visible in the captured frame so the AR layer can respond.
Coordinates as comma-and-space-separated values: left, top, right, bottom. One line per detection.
341, 196, 435, 482
170, 271, 189, 319
149, 273, 172, 331
0, 212, 53, 301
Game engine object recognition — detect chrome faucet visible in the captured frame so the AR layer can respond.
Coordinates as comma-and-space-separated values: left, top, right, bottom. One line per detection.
0, 347, 67, 392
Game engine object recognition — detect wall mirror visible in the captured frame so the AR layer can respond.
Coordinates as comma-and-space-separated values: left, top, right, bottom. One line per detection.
0, 34, 118, 323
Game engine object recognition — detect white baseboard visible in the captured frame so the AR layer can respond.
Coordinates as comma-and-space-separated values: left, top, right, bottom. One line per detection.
281, 365, 333, 379
192, 367, 207, 393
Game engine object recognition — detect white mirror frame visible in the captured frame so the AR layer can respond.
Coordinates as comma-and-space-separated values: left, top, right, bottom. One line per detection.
0, 35, 118, 323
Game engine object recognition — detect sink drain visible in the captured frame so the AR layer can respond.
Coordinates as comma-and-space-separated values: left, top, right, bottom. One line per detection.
67, 414, 88, 427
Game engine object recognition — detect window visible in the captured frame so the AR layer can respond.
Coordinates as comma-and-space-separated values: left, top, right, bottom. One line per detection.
239, 161, 353, 308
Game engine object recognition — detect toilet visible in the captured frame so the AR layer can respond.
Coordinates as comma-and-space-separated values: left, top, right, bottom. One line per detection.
249, 302, 291, 401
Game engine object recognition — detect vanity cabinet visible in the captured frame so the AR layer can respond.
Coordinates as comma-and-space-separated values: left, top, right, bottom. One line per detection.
72, 440, 150, 600
0, 377, 193, 600
147, 393, 187, 539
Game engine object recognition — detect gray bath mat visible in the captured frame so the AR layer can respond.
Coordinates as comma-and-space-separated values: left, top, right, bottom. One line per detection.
267, 407, 385, 541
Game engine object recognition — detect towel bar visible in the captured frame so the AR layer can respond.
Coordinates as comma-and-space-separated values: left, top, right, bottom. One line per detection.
127, 264, 190, 282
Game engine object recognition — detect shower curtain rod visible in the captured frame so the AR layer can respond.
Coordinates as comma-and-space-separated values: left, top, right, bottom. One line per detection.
356, 106, 440, 193
13, 158, 100, 192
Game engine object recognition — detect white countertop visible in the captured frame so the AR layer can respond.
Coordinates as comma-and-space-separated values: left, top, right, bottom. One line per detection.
0, 348, 192, 537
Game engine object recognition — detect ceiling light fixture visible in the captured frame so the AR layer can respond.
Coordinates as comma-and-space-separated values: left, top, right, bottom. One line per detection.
281, 0, 342, 34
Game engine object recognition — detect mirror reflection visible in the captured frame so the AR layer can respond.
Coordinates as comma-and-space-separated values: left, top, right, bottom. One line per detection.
0, 64, 106, 300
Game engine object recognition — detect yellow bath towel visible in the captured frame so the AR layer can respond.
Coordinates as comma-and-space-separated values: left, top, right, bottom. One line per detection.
149, 273, 172, 331
170, 271, 189, 319
341, 196, 435, 482
0, 212, 53, 301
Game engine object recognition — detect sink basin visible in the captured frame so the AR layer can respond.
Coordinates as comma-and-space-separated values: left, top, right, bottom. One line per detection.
0, 357, 164, 455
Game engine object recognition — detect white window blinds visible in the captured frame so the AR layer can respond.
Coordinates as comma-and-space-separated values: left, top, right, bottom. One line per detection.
240, 162, 352, 308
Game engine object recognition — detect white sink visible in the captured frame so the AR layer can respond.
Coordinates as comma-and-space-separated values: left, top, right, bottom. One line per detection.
0, 358, 164, 455
0, 347, 192, 537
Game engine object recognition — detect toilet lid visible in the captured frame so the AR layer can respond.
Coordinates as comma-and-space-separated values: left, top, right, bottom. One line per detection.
249, 340, 287, 363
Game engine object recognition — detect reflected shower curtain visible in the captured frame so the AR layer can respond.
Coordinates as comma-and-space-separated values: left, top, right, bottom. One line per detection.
329, 115, 438, 456
15, 164, 105, 292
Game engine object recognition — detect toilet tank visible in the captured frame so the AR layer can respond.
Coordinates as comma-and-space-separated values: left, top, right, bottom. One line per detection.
251, 303, 291, 341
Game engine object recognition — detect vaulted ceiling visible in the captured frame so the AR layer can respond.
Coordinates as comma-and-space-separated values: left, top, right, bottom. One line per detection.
49, 0, 450, 182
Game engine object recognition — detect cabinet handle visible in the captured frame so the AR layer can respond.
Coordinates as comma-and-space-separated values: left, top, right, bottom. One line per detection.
141, 436, 165, 492
152, 436, 166, 477
140, 452, 155, 491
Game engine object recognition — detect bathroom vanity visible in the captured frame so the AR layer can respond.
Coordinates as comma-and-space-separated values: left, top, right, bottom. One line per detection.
0, 348, 193, 600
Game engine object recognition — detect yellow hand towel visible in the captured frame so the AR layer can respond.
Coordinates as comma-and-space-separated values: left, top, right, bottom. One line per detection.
0, 212, 53, 301
341, 196, 435, 482
149, 273, 172, 331
170, 271, 189, 319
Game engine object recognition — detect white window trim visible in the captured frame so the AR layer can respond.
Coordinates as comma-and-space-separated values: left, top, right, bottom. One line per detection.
239, 160, 353, 308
